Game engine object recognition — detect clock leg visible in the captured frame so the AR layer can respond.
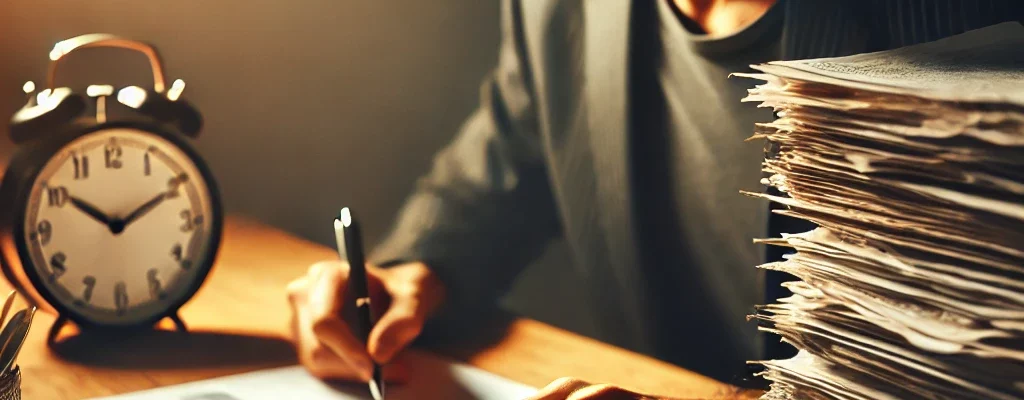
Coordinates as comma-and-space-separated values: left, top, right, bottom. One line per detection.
46, 315, 69, 345
168, 312, 189, 333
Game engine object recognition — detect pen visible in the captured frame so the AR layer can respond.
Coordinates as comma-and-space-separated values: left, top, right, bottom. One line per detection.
334, 207, 385, 400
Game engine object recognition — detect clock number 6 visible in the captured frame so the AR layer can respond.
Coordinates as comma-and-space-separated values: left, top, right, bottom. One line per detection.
180, 210, 203, 232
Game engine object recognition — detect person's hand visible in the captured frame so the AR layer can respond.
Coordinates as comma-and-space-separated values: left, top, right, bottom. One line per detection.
526, 378, 658, 400
287, 260, 446, 382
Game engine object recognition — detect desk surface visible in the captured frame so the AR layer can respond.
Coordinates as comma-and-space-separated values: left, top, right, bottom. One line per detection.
4, 216, 757, 400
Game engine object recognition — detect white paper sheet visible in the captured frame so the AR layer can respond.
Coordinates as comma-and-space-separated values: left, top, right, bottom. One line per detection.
92, 350, 537, 400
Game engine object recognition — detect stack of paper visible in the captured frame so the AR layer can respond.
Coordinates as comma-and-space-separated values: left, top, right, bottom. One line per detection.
736, 22, 1024, 400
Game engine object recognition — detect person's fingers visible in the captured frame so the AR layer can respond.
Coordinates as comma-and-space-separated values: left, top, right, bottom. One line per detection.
366, 271, 392, 321
306, 345, 411, 383
305, 343, 366, 380
308, 265, 375, 380
307, 261, 334, 280
286, 276, 310, 305
367, 295, 425, 364
527, 377, 593, 400
296, 291, 402, 383
291, 261, 439, 385
310, 312, 375, 380
308, 262, 347, 316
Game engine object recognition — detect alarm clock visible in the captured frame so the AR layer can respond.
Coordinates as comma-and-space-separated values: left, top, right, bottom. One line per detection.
0, 34, 222, 338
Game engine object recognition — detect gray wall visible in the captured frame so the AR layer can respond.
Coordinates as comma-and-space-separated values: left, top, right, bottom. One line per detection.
0, 1, 596, 339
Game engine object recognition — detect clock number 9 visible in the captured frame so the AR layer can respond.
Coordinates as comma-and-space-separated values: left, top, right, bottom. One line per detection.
180, 210, 203, 232
31, 220, 52, 246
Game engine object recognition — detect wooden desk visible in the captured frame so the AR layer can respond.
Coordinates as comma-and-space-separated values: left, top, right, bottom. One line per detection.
4, 216, 756, 399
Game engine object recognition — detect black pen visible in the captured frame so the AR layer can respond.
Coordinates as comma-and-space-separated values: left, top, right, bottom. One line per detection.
334, 207, 384, 400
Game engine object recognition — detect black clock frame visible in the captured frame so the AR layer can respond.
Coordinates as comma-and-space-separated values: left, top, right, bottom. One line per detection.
0, 119, 223, 337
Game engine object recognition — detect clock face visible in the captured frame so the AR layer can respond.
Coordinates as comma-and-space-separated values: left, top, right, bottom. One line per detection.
21, 127, 217, 326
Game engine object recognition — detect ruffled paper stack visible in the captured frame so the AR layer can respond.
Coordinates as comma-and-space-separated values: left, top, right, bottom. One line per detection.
737, 22, 1024, 399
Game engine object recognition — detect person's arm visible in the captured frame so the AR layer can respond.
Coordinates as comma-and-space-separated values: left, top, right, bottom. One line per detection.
287, 0, 558, 382
370, 0, 561, 338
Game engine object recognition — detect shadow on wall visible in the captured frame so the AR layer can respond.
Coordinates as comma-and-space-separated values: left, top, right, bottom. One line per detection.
0, 0, 498, 249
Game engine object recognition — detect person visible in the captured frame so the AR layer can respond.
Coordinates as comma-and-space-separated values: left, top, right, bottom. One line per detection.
286, 1, 1024, 398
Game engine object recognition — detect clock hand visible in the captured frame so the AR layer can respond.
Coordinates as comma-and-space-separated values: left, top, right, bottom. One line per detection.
115, 192, 167, 233
69, 196, 114, 227
112, 174, 188, 234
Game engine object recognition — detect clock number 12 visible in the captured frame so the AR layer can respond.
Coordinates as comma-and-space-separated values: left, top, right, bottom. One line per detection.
104, 144, 123, 169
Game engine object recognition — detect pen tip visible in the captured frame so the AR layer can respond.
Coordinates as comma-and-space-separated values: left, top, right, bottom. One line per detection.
369, 379, 383, 400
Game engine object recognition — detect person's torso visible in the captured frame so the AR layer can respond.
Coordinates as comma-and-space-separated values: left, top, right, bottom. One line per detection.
519, 0, 1024, 381
627, 0, 783, 380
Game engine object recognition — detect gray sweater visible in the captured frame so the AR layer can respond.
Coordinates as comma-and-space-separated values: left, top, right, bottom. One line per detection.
370, 0, 1024, 382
